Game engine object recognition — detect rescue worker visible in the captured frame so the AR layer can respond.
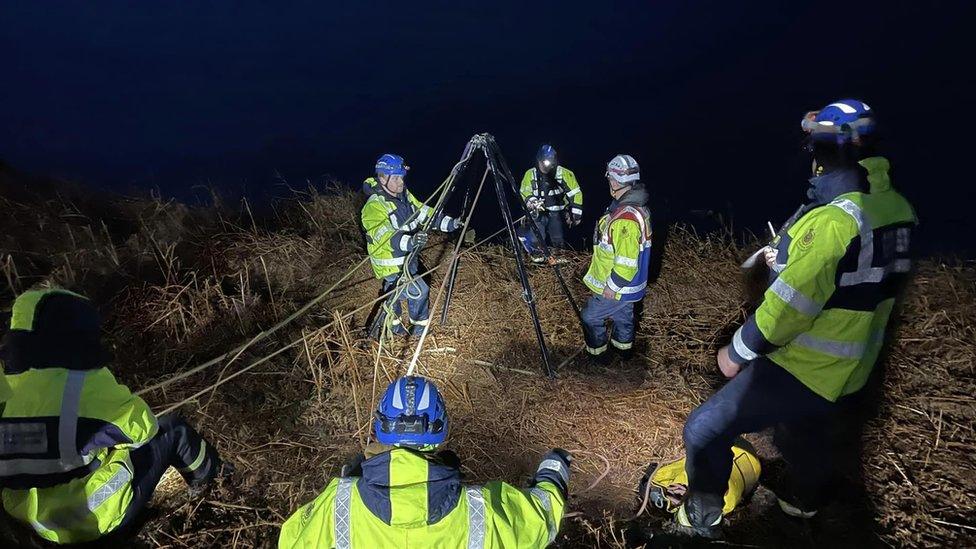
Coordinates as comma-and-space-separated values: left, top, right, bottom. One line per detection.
581, 154, 652, 359
519, 144, 583, 261
279, 375, 571, 547
675, 99, 917, 537
362, 154, 462, 337
0, 289, 230, 544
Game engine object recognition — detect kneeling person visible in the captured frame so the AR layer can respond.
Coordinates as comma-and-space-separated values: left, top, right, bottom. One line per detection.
0, 289, 230, 544
279, 376, 571, 548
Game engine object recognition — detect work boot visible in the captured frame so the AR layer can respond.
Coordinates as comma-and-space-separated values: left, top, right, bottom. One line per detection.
409, 322, 429, 338
585, 344, 612, 366
188, 460, 236, 499
611, 339, 634, 361
673, 492, 723, 539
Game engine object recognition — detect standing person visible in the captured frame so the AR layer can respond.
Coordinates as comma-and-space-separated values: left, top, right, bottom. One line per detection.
675, 99, 917, 537
0, 289, 231, 545
279, 375, 571, 548
362, 154, 462, 337
519, 144, 583, 262
580, 154, 652, 359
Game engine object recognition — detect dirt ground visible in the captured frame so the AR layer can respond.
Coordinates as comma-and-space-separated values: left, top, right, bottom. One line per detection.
1, 172, 974, 548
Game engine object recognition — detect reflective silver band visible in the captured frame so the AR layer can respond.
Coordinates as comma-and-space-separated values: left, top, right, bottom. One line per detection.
732, 327, 759, 362
371, 256, 406, 267
794, 333, 866, 359
536, 459, 569, 485
770, 278, 822, 317
466, 485, 486, 549
530, 487, 557, 544
334, 477, 354, 549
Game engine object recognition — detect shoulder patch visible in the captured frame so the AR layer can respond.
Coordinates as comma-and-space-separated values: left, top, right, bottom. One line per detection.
797, 227, 816, 250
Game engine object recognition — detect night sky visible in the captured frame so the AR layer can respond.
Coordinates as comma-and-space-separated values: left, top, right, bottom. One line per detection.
1, 1, 972, 255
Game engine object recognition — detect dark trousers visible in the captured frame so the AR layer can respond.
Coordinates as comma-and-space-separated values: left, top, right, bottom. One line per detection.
539, 211, 565, 248
581, 295, 636, 352
119, 415, 220, 527
381, 271, 430, 333
683, 357, 839, 513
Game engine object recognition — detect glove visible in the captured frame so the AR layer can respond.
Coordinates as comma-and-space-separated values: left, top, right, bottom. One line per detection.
526, 196, 545, 213
763, 245, 779, 269
532, 448, 572, 496
449, 218, 463, 232
463, 229, 476, 244
409, 231, 429, 250
549, 448, 573, 466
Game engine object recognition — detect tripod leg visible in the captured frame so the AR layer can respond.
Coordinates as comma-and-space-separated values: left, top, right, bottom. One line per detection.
439, 253, 463, 325
483, 140, 554, 378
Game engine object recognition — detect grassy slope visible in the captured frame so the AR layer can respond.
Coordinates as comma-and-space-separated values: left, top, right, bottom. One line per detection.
1, 169, 973, 548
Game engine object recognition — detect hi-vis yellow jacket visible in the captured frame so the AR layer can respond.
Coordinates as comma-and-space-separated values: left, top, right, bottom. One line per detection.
279, 448, 567, 548
583, 185, 652, 301
0, 289, 158, 544
730, 157, 917, 401
519, 166, 583, 220
361, 177, 459, 279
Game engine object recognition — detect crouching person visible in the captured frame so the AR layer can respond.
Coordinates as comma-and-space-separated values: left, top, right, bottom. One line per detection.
279, 375, 571, 548
0, 289, 231, 544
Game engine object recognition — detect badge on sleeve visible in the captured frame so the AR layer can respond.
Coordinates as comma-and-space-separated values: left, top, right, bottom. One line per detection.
798, 228, 816, 250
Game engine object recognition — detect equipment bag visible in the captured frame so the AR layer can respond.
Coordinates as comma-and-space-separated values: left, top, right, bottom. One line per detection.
644, 440, 761, 515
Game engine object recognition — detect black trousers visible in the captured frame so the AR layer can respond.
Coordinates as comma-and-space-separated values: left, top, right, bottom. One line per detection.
539, 211, 566, 248
683, 358, 843, 515
119, 415, 220, 527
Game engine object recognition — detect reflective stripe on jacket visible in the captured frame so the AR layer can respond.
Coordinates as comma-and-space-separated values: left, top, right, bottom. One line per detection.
278, 448, 565, 548
0, 367, 158, 544
519, 167, 583, 217
583, 186, 652, 302
730, 157, 917, 401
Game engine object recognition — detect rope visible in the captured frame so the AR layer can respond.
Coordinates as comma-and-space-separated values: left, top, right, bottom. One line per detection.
381, 146, 476, 337
138, 172, 456, 397
406, 163, 490, 376
151, 219, 521, 413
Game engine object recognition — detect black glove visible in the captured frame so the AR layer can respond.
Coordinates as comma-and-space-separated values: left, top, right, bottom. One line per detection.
409, 231, 429, 250
549, 448, 573, 466
531, 448, 572, 496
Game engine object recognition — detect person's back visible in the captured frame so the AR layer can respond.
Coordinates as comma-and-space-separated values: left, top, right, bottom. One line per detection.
279, 376, 570, 548
734, 154, 917, 401
0, 289, 229, 544
279, 446, 564, 548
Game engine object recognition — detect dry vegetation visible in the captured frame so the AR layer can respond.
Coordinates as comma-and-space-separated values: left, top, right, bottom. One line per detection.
1, 167, 974, 548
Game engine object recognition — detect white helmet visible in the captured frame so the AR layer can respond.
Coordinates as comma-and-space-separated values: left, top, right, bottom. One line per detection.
606, 154, 640, 184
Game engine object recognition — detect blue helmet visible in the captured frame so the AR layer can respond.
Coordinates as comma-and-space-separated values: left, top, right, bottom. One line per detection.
801, 99, 876, 145
536, 144, 557, 173
375, 153, 409, 177
374, 376, 448, 449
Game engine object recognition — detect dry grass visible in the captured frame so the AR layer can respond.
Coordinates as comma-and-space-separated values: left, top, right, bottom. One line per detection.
1, 176, 974, 548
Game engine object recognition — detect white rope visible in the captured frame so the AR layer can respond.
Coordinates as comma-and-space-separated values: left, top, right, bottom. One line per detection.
138, 171, 456, 396
152, 220, 521, 414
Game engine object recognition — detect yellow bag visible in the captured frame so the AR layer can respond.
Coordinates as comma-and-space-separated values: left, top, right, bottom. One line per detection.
647, 440, 761, 515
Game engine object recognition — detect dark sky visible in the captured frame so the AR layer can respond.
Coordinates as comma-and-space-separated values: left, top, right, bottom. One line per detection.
1, 1, 972, 255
